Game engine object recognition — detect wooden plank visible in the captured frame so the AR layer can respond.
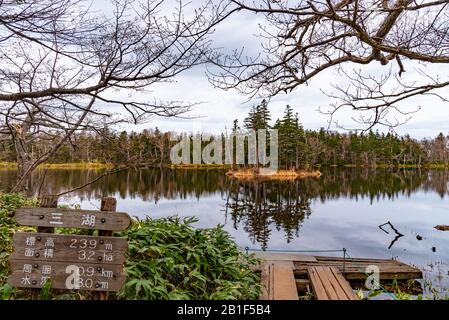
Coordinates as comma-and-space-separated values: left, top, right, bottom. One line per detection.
272, 262, 298, 300
314, 266, 339, 300
259, 263, 271, 300
95, 197, 116, 300
330, 267, 356, 300
296, 269, 422, 281
8, 260, 126, 292
293, 256, 423, 281
346, 272, 422, 280
321, 267, 347, 300
316, 255, 397, 261
15, 207, 131, 231
11, 232, 127, 264
295, 279, 310, 292
254, 252, 317, 262
268, 264, 275, 300
307, 266, 356, 300
307, 267, 328, 300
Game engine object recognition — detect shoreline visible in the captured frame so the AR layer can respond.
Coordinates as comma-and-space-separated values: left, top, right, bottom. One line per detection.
0, 162, 113, 170
1, 161, 449, 170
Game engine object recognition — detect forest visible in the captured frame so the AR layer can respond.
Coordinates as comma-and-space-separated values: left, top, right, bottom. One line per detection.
1, 100, 448, 169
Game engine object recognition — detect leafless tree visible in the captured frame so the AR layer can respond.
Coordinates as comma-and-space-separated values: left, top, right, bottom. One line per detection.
0, 0, 234, 191
210, 0, 449, 130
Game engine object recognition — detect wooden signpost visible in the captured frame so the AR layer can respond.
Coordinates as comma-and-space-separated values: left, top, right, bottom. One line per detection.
11, 233, 128, 264
15, 207, 130, 230
8, 261, 126, 292
7, 196, 131, 299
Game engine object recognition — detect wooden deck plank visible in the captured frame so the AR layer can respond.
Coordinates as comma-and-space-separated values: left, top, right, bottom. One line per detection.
315, 267, 339, 300
272, 262, 299, 300
259, 263, 272, 300
260, 262, 298, 300
295, 279, 310, 292
307, 267, 328, 300
293, 256, 422, 281
330, 267, 356, 300
308, 266, 357, 300
254, 252, 317, 262
322, 267, 348, 300
296, 270, 421, 280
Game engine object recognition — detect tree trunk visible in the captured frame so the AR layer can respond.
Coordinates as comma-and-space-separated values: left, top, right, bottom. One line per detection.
11, 112, 36, 191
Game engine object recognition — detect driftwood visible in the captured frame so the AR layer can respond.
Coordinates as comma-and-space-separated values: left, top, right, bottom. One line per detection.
434, 225, 449, 231
379, 221, 404, 250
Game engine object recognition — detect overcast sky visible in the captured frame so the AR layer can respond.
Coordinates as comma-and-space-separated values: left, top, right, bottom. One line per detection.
99, 1, 449, 139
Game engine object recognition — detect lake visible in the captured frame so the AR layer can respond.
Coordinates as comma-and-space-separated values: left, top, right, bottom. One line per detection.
1, 167, 449, 296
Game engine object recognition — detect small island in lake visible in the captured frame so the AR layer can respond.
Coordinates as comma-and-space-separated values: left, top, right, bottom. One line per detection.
226, 168, 322, 180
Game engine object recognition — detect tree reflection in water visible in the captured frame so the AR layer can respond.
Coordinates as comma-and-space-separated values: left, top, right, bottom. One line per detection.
1, 167, 448, 247
225, 179, 311, 249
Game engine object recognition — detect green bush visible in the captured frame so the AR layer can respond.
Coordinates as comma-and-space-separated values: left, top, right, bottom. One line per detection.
119, 217, 261, 300
0, 193, 38, 299
0, 193, 261, 300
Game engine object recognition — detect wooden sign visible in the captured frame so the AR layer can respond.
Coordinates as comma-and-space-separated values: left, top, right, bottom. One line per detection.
15, 207, 131, 231
11, 232, 128, 265
8, 260, 126, 292
10, 197, 129, 295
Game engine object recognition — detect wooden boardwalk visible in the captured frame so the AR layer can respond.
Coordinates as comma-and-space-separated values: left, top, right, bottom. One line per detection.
254, 252, 423, 300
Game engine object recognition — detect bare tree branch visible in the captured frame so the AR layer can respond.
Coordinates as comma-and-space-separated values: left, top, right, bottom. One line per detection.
0, 0, 234, 190
210, 0, 449, 130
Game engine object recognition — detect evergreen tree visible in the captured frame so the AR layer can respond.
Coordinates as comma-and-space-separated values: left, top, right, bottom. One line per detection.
275, 105, 301, 168
244, 99, 271, 131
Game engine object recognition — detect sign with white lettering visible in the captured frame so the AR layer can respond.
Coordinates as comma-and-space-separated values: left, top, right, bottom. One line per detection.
7, 260, 126, 292
10, 200, 129, 294
11, 233, 128, 264
15, 207, 131, 231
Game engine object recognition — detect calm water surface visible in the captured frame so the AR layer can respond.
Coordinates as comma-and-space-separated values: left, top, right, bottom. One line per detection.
1, 168, 449, 295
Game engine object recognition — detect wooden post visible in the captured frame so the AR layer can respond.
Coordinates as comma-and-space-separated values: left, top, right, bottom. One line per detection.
37, 195, 58, 237
93, 197, 116, 300
31, 195, 58, 299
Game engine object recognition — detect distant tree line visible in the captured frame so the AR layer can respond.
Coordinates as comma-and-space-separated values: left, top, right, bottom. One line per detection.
1, 101, 449, 168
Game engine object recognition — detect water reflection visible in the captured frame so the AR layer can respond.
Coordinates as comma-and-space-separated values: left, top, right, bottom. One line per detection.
225, 179, 312, 249
2, 167, 448, 200
1, 167, 448, 249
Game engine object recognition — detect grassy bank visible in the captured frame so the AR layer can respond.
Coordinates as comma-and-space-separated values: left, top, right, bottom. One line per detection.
170, 163, 231, 169
0, 162, 17, 169
334, 163, 449, 169
0, 193, 261, 300
38, 162, 113, 169
0, 162, 113, 170
2, 161, 449, 171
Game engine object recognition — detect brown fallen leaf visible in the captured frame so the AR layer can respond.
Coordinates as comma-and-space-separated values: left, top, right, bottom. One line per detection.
434, 225, 449, 231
